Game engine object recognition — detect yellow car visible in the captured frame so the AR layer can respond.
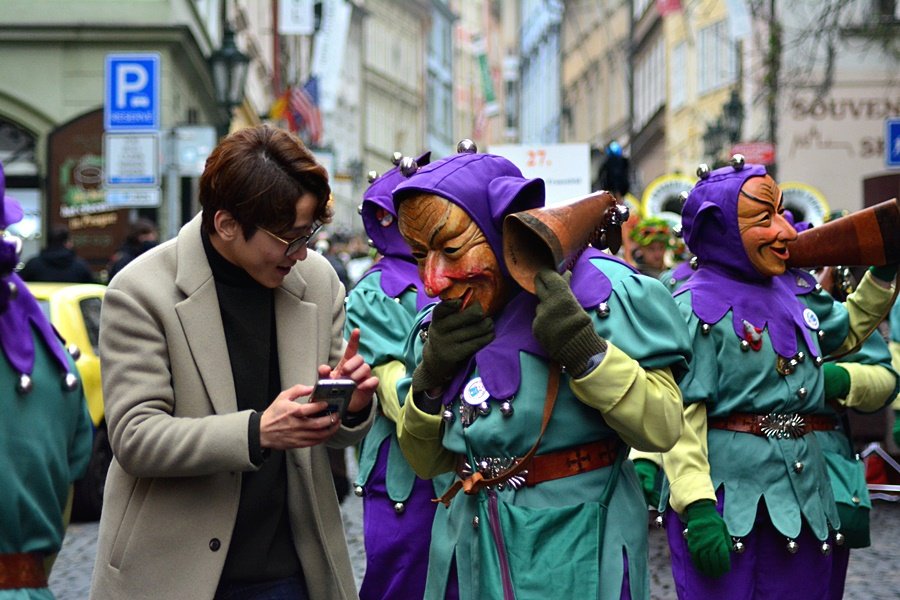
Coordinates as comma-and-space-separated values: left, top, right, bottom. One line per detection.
28, 282, 109, 521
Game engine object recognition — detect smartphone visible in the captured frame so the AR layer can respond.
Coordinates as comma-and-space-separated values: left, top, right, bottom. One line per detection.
309, 378, 356, 420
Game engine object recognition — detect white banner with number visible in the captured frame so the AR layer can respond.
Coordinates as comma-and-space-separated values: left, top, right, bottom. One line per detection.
488, 143, 590, 207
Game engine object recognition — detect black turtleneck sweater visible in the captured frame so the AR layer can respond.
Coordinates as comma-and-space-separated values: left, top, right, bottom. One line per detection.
201, 230, 304, 585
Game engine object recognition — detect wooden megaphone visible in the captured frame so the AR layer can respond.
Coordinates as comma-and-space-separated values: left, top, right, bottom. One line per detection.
786, 197, 900, 268
502, 191, 622, 293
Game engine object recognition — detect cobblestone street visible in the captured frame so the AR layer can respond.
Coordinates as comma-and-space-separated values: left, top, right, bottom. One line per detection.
50, 450, 900, 599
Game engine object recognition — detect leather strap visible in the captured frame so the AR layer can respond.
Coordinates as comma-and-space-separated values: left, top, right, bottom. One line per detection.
708, 412, 838, 437
0, 553, 47, 590
523, 438, 620, 486
436, 362, 561, 506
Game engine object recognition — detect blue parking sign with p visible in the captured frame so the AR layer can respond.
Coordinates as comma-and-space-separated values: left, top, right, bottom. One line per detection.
105, 53, 160, 131
888, 118, 900, 168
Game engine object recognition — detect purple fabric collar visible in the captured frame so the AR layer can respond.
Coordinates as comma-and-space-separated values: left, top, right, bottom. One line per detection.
439, 247, 617, 403
0, 273, 71, 375
676, 265, 820, 358
364, 255, 432, 311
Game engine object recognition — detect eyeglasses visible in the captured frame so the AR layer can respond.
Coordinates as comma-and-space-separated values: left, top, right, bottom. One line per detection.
257, 223, 322, 256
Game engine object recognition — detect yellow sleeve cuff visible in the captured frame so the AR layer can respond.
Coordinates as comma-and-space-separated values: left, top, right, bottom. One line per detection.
838, 362, 898, 412
372, 360, 406, 424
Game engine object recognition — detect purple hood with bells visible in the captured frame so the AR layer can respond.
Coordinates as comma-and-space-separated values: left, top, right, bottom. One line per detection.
0, 162, 71, 378
360, 152, 432, 310
676, 164, 818, 359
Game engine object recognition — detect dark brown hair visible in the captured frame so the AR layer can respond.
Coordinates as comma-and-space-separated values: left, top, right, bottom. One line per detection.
199, 125, 332, 238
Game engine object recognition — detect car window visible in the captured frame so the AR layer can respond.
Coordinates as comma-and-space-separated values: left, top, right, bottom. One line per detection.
80, 297, 102, 353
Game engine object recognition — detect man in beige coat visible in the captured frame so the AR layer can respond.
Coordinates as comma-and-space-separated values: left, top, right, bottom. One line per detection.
91, 125, 376, 599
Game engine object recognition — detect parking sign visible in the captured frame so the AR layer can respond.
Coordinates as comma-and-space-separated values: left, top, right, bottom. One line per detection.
887, 118, 900, 168
105, 53, 160, 131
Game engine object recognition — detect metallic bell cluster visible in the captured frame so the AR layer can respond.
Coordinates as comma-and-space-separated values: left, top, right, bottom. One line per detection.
457, 139, 477, 154
399, 156, 419, 177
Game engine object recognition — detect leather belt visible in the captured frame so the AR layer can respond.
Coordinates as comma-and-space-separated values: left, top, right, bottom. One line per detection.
0, 553, 47, 590
457, 438, 620, 489
709, 412, 839, 439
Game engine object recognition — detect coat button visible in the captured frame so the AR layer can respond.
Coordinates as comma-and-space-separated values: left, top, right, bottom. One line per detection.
209, 538, 221, 551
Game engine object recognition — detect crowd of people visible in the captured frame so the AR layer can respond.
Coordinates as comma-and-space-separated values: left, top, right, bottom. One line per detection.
1, 124, 898, 599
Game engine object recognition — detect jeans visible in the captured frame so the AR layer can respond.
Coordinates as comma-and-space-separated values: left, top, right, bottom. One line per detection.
214, 575, 309, 600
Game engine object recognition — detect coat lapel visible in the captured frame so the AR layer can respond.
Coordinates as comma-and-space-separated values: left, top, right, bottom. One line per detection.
173, 216, 237, 415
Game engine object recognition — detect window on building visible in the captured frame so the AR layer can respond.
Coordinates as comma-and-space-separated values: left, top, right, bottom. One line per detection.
698, 21, 737, 95
670, 41, 687, 110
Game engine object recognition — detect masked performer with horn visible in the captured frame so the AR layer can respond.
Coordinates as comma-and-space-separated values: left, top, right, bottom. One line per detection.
346, 151, 454, 600
393, 143, 692, 600
658, 159, 897, 599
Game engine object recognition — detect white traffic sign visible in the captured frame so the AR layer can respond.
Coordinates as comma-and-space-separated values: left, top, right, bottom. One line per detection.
104, 133, 159, 186
105, 188, 161, 208
488, 143, 590, 207
105, 53, 161, 131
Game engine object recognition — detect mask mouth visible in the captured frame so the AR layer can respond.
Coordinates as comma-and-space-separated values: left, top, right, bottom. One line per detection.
769, 245, 790, 261
459, 287, 474, 310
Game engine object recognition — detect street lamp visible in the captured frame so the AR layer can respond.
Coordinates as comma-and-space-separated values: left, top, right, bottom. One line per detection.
208, 24, 250, 137
702, 88, 744, 164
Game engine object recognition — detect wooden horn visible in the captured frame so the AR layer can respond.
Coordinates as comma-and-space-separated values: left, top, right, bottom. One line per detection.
786, 197, 900, 268
502, 191, 619, 293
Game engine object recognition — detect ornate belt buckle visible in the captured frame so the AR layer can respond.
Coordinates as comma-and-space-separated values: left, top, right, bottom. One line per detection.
463, 456, 527, 490
759, 413, 806, 439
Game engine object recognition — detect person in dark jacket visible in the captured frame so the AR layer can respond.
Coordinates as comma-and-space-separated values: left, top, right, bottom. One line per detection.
19, 224, 95, 283
106, 217, 159, 281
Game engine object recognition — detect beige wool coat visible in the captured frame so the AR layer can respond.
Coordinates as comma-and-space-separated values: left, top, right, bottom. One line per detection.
90, 215, 372, 599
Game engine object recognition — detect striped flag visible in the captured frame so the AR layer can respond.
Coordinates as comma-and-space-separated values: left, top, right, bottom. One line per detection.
289, 76, 323, 145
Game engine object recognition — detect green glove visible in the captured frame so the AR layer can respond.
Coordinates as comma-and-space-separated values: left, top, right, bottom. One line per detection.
632, 459, 661, 509
532, 268, 607, 376
822, 363, 851, 402
893, 409, 900, 448
869, 264, 898, 283
683, 499, 731, 578
412, 298, 494, 395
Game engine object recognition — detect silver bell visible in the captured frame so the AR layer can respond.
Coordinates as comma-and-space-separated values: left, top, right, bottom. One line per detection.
366, 238, 375, 248
16, 373, 33, 394
457, 139, 477, 154
63, 372, 79, 391
500, 401, 514, 417
732, 538, 746, 554
418, 328, 429, 342
596, 302, 610, 318
796, 352, 806, 363
67, 344, 81, 361
8, 280, 18, 299
442, 409, 454, 423
700, 323, 711, 335
786, 538, 799, 554
679, 190, 689, 205
472, 515, 480, 529
393, 502, 406, 514
354, 485, 364, 497
391, 151, 403, 165
730, 154, 746, 170
477, 401, 491, 416
820, 542, 831, 555
654, 514, 664, 529
817, 330, 825, 340
814, 356, 824, 367
797, 387, 808, 399
399, 156, 419, 177
357, 203, 364, 215
672, 224, 683, 239
682, 527, 689, 539
793, 461, 804, 474
740, 340, 750, 352
696, 164, 711, 179
690, 256, 699, 270
835, 532, 845, 546
367, 170, 378, 184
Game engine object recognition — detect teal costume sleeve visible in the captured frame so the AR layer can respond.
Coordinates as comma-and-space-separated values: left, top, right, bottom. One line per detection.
344, 272, 419, 365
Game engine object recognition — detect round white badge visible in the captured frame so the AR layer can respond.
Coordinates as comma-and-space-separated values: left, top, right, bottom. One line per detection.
462, 377, 491, 406
803, 308, 819, 330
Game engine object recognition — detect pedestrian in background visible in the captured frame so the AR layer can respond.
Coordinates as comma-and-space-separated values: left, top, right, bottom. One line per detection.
105, 217, 159, 281
0, 161, 93, 596
19, 223, 95, 283
90, 125, 377, 600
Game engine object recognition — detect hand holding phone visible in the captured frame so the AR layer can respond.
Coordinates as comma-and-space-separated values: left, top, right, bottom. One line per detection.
309, 378, 356, 421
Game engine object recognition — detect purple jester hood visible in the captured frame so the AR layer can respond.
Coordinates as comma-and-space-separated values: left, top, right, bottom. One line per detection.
0, 162, 71, 379
677, 163, 818, 359
361, 152, 432, 310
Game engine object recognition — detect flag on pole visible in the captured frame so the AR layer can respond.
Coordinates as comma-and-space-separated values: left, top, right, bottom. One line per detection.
269, 89, 299, 132
289, 76, 323, 145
